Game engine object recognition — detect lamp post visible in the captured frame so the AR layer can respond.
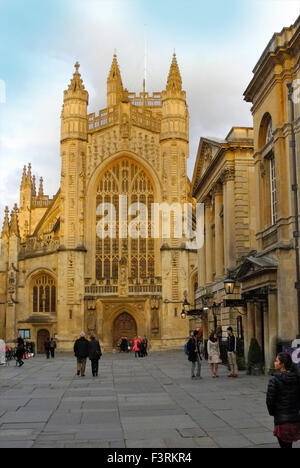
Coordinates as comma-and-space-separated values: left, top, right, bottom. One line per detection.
224, 278, 236, 295
181, 298, 190, 320
287, 82, 300, 340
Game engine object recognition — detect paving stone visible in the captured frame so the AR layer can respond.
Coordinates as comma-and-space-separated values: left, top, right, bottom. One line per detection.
126, 439, 167, 448
0, 411, 52, 424
0, 352, 279, 448
178, 427, 207, 438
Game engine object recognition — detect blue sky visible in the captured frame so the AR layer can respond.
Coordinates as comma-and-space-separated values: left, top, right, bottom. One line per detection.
0, 0, 299, 230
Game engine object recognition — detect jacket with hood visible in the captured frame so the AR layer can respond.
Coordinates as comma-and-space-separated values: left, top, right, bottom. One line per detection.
266, 370, 300, 425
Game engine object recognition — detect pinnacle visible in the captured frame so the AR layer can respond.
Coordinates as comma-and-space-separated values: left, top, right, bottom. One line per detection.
1, 206, 10, 238
38, 177, 44, 198
166, 53, 182, 92
67, 61, 85, 92
108, 53, 123, 87
10, 204, 20, 238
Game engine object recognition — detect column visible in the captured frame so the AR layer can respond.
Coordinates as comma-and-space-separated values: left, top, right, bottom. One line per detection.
246, 302, 255, 358
205, 198, 213, 283
254, 302, 263, 348
213, 183, 224, 279
263, 301, 270, 372
198, 214, 206, 286
268, 290, 278, 369
222, 166, 236, 271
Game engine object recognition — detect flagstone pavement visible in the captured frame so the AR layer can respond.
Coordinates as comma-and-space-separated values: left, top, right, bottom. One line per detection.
0, 351, 299, 449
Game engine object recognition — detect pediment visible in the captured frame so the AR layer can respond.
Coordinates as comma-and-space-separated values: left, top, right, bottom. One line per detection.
191, 138, 222, 196
236, 256, 278, 281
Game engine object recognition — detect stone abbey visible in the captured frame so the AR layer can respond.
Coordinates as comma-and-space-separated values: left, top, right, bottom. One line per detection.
0, 54, 198, 352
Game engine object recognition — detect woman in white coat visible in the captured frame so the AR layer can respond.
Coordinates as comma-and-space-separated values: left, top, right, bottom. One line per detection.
0, 339, 6, 365
207, 333, 221, 378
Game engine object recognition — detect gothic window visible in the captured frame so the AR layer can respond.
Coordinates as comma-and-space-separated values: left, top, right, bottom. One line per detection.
96, 158, 155, 282
31, 273, 56, 313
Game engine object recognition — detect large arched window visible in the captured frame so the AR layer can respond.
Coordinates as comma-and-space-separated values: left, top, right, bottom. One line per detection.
32, 273, 56, 313
95, 158, 155, 281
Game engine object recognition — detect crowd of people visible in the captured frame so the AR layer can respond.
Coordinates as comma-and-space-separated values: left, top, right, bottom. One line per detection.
186, 326, 300, 448
117, 335, 148, 357
1, 327, 300, 449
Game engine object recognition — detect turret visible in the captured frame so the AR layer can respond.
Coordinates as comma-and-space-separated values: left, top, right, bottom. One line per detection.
61, 62, 89, 142
160, 54, 188, 142
107, 54, 124, 107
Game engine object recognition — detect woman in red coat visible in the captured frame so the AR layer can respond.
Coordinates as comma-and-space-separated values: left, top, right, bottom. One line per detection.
133, 336, 142, 358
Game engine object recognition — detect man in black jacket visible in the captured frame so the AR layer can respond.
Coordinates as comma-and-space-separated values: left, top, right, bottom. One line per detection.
187, 330, 202, 380
73, 332, 89, 377
88, 335, 102, 377
226, 327, 238, 377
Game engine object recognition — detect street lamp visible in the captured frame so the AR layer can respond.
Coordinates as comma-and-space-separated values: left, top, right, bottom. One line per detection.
181, 298, 190, 319
224, 278, 235, 295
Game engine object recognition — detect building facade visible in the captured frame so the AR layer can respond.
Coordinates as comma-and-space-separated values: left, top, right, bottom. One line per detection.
191, 128, 256, 345
240, 16, 300, 371
192, 16, 300, 373
0, 55, 197, 352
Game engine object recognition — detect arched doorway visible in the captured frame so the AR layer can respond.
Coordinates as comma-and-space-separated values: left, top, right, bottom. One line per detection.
113, 312, 137, 348
37, 329, 50, 354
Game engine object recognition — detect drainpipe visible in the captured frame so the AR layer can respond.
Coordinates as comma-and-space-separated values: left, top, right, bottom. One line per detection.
287, 82, 300, 340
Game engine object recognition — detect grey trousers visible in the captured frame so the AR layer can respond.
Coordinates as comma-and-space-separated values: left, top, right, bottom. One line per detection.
191, 355, 201, 377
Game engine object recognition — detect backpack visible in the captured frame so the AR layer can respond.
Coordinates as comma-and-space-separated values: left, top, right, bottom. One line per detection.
184, 342, 189, 356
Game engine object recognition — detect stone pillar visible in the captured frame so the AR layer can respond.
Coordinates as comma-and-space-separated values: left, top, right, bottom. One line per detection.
254, 303, 263, 348
246, 302, 255, 360
205, 198, 213, 283
213, 183, 224, 279
198, 233, 206, 287
222, 166, 235, 271
263, 301, 270, 372
268, 290, 278, 371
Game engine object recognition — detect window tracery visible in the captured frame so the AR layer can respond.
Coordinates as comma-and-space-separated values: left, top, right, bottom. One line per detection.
95, 158, 155, 281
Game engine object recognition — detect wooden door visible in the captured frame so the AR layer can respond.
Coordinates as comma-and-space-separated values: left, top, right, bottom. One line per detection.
37, 329, 50, 354
113, 313, 137, 348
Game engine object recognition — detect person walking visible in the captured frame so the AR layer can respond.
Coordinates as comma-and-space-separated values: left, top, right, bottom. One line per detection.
44, 338, 51, 359
267, 352, 300, 449
16, 334, 25, 367
141, 335, 148, 357
133, 336, 142, 358
226, 327, 238, 377
73, 332, 89, 377
187, 330, 202, 380
120, 337, 128, 353
208, 332, 221, 378
88, 335, 102, 377
0, 339, 6, 365
49, 337, 56, 358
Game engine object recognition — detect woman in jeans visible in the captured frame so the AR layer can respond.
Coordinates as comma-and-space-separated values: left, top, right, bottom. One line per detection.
266, 352, 300, 448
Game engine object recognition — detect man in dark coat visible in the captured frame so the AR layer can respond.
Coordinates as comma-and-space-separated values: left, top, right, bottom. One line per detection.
16, 334, 25, 367
88, 335, 102, 377
187, 330, 202, 380
49, 338, 56, 358
44, 338, 51, 359
73, 332, 89, 377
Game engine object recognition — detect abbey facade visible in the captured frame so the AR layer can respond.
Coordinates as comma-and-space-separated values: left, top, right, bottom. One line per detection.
0, 55, 198, 352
